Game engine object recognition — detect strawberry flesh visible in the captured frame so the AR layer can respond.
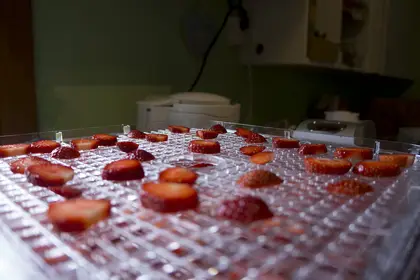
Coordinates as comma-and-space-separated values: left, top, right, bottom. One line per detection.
127, 130, 146, 139
250, 152, 274, 165
378, 154, 415, 168
29, 140, 61, 154
272, 137, 300, 149
196, 130, 218, 139
245, 133, 267, 144
116, 141, 139, 153
168, 125, 190, 133
240, 145, 266, 156
10, 156, 50, 174
209, 124, 227, 134
70, 139, 99, 151
189, 140, 220, 154
102, 159, 145, 181
237, 170, 283, 188
0, 143, 30, 157
327, 179, 373, 196
334, 147, 373, 160
92, 134, 117, 146
236, 128, 253, 138
47, 199, 111, 232
298, 144, 327, 155
51, 147, 80, 159
304, 158, 352, 175
26, 164, 74, 187
141, 182, 199, 213
127, 149, 155, 162
353, 161, 401, 177
146, 134, 168, 142
159, 167, 198, 184
48, 186, 83, 199
217, 196, 273, 223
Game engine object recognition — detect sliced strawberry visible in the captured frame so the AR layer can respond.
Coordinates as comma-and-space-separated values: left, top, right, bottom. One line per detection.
334, 147, 373, 160
250, 151, 274, 165
92, 134, 117, 146
159, 167, 198, 184
378, 154, 415, 168
272, 137, 300, 149
26, 164, 74, 187
127, 149, 155, 162
245, 132, 267, 144
47, 199, 111, 232
237, 170, 283, 188
235, 128, 253, 138
48, 186, 83, 199
196, 130, 218, 139
102, 159, 145, 181
326, 179, 373, 196
29, 140, 61, 154
51, 147, 80, 159
353, 161, 401, 177
127, 129, 146, 139
0, 144, 30, 157
141, 182, 199, 213
298, 144, 327, 155
70, 139, 99, 151
188, 140, 220, 154
191, 163, 214, 168
240, 145, 266, 156
168, 125, 190, 133
304, 158, 352, 175
217, 196, 273, 223
145, 134, 168, 142
116, 141, 139, 153
10, 156, 50, 174
209, 124, 227, 134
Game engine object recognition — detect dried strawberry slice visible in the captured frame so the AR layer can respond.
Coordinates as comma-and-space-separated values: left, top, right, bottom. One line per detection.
127, 129, 146, 139
304, 158, 352, 175
51, 147, 80, 159
141, 182, 199, 213
70, 139, 99, 151
188, 140, 220, 154
159, 167, 198, 184
47, 199, 111, 232
353, 161, 401, 177
235, 128, 253, 138
116, 141, 139, 153
10, 156, 50, 174
92, 134, 117, 146
0, 144, 30, 157
145, 134, 168, 142
26, 164, 74, 187
326, 179, 373, 196
334, 147, 373, 160
196, 130, 218, 139
168, 125, 190, 133
298, 144, 327, 155
245, 133, 266, 144
217, 196, 273, 223
127, 149, 155, 162
237, 170, 283, 188
209, 124, 227, 134
102, 159, 145, 181
250, 152, 274, 165
272, 137, 300, 149
48, 186, 83, 199
240, 145, 266, 156
29, 140, 61, 154
378, 154, 415, 168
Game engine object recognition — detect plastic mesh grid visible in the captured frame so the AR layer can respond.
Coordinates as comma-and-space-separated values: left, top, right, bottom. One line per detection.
0, 128, 416, 279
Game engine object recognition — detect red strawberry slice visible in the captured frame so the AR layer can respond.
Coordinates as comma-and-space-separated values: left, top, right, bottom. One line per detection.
196, 130, 218, 139
10, 156, 50, 174
145, 134, 168, 142
127, 149, 155, 162
217, 196, 273, 223
116, 141, 139, 153
127, 129, 146, 139
92, 134, 117, 146
378, 154, 415, 168
0, 143, 30, 157
240, 145, 266, 156
70, 139, 99, 151
237, 170, 283, 188
250, 151, 274, 165
29, 140, 61, 154
353, 161, 401, 177
51, 147, 80, 159
209, 124, 227, 134
191, 163, 214, 168
141, 182, 199, 213
26, 164, 74, 187
188, 140, 220, 154
102, 159, 145, 181
272, 137, 300, 149
326, 179, 373, 196
334, 147, 373, 160
245, 133, 267, 144
298, 144, 327, 155
235, 128, 253, 138
48, 186, 83, 199
304, 158, 352, 175
168, 125, 190, 133
47, 199, 111, 232
159, 167, 198, 184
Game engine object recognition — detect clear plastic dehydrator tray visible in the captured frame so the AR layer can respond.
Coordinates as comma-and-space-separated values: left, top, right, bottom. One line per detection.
0, 122, 419, 280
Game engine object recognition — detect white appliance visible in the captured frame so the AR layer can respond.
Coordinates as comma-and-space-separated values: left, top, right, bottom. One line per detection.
136, 92, 240, 131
